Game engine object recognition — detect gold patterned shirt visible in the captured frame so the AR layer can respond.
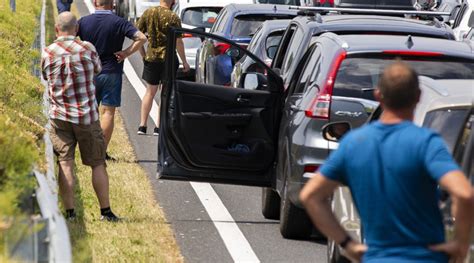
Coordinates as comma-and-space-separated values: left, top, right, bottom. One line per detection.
137, 6, 181, 62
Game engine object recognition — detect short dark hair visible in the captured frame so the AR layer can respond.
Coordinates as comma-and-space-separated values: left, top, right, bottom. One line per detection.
377, 61, 420, 110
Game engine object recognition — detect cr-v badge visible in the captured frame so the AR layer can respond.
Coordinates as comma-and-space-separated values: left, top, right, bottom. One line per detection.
335, 111, 363, 118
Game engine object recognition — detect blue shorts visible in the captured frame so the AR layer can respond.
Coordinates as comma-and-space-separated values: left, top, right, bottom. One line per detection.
95, 73, 122, 107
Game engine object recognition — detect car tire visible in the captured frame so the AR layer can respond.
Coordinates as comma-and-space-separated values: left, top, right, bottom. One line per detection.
261, 187, 280, 219
279, 178, 312, 239
327, 239, 351, 263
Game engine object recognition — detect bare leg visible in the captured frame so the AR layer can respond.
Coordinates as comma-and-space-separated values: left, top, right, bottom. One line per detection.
91, 164, 110, 209
156, 85, 162, 127
100, 105, 116, 149
58, 160, 75, 210
139, 83, 159, 127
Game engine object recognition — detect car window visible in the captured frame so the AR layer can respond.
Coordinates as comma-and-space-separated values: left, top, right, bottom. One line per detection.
182, 7, 221, 28
286, 44, 315, 95
265, 31, 284, 59
333, 57, 474, 101
247, 27, 263, 52
272, 25, 296, 69
294, 45, 321, 94
280, 27, 304, 75
172, 1, 179, 14
212, 9, 228, 33
453, 114, 473, 164
454, 3, 467, 28
230, 14, 295, 37
422, 109, 470, 153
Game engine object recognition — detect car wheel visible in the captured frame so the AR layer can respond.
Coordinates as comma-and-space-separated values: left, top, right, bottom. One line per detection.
327, 238, 351, 263
261, 187, 280, 219
279, 176, 312, 239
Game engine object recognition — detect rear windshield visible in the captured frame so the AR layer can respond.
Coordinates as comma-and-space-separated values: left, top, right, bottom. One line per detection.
333, 57, 474, 100
231, 15, 295, 37
182, 7, 221, 28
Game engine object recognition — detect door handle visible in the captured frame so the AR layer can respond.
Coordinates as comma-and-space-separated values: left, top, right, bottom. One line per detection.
290, 105, 299, 112
237, 95, 250, 103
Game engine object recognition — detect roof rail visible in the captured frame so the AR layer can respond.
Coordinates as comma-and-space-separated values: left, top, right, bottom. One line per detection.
289, 6, 450, 17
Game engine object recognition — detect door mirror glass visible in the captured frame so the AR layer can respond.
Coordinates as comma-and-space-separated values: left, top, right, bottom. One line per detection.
322, 122, 351, 142
266, 45, 278, 60
243, 72, 267, 90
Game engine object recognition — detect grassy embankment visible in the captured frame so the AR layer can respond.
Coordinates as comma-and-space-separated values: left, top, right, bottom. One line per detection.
0, 0, 45, 260
46, 0, 183, 261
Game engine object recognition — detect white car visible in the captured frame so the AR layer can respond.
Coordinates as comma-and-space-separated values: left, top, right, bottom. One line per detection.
451, 0, 474, 40
114, 0, 161, 22
172, 0, 254, 78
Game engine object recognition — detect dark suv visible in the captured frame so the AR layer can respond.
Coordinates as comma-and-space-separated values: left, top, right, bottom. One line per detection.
155, 16, 467, 240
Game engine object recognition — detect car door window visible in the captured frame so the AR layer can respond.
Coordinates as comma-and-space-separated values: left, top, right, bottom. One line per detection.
290, 45, 321, 94
286, 44, 315, 95
272, 25, 296, 69
212, 9, 228, 33
422, 108, 470, 153
453, 113, 473, 164
280, 27, 305, 75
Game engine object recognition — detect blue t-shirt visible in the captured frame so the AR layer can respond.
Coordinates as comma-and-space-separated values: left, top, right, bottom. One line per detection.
78, 10, 138, 74
320, 121, 460, 263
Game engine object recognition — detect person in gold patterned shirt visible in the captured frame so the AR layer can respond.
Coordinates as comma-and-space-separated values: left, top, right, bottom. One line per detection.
137, 0, 190, 136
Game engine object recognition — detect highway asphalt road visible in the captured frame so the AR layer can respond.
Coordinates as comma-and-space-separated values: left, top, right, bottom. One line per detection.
76, 1, 328, 261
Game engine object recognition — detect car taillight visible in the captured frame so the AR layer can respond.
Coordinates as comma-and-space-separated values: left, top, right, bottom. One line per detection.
214, 42, 231, 55
382, 50, 443, 57
304, 164, 319, 173
182, 33, 194, 38
305, 51, 346, 119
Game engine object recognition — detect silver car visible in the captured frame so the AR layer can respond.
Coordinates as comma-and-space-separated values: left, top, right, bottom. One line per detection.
326, 77, 474, 263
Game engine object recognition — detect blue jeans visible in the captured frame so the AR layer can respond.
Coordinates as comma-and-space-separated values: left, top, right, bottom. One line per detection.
95, 73, 123, 107
57, 0, 72, 13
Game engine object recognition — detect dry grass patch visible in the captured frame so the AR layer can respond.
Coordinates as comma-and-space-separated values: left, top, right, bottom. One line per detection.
68, 112, 183, 262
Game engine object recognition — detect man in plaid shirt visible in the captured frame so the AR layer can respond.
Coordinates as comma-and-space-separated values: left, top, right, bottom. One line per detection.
42, 12, 119, 221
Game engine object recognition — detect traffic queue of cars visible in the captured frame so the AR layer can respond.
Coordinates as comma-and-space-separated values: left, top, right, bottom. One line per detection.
115, 0, 473, 262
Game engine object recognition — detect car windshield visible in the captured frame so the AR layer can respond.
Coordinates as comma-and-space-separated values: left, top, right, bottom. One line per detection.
182, 7, 221, 28
231, 15, 295, 37
333, 57, 474, 101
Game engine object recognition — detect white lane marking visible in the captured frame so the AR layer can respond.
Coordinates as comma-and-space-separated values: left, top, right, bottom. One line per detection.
82, 2, 260, 261
190, 182, 260, 262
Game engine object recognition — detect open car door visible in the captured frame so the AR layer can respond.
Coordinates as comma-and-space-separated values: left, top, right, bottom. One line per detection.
158, 28, 285, 187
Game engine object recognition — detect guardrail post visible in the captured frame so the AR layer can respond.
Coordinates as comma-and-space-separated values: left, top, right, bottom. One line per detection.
10, 0, 16, 12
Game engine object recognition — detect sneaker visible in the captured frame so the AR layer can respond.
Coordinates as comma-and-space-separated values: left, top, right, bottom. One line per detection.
65, 210, 76, 221
137, 126, 147, 135
153, 127, 160, 136
100, 212, 121, 222
105, 152, 117, 162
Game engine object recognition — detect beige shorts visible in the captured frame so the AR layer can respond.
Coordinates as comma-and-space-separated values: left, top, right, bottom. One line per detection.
49, 119, 106, 167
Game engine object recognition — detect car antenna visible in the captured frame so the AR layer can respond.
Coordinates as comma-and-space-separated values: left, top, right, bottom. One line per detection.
406, 35, 414, 49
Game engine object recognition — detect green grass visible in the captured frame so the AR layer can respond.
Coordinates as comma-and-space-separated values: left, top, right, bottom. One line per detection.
0, 0, 46, 260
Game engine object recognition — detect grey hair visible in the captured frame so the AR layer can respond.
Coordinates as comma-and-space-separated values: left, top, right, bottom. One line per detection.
56, 11, 77, 32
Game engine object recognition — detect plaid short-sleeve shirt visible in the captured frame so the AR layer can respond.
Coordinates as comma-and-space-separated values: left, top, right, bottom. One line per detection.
41, 36, 102, 125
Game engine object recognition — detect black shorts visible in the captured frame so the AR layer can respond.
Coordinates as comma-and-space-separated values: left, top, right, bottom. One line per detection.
142, 60, 165, 86
142, 57, 179, 86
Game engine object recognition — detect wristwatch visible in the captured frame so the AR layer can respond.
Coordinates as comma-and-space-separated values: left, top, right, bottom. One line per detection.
339, 235, 353, 249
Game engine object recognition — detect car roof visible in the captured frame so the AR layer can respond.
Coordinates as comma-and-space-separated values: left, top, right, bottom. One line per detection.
259, 19, 292, 31
291, 14, 454, 39
179, 0, 253, 9
414, 78, 474, 125
333, 34, 474, 58
224, 3, 300, 15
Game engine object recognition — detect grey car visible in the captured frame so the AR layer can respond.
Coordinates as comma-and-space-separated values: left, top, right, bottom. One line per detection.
325, 76, 474, 262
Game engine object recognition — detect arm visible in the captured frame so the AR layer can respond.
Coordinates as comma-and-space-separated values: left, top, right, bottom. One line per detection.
114, 31, 147, 63
300, 173, 367, 262
430, 170, 474, 262
176, 37, 190, 72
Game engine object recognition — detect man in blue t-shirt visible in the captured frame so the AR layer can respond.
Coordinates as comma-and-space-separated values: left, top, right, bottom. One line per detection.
78, 0, 146, 160
300, 62, 474, 262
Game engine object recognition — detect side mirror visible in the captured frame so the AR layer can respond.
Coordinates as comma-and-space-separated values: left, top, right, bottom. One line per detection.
322, 122, 351, 142
242, 72, 267, 90
194, 27, 206, 33
226, 47, 241, 59
266, 45, 278, 60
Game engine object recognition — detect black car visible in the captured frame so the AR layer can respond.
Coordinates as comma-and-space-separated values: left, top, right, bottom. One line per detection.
156, 12, 473, 239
